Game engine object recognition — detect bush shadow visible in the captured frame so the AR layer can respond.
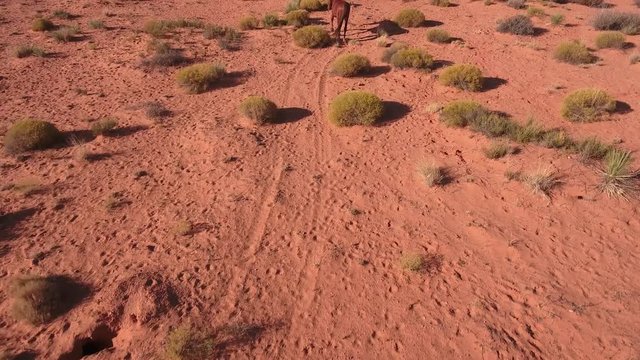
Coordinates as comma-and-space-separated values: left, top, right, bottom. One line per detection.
378, 101, 411, 126
0, 207, 38, 241
481, 77, 508, 92
615, 101, 632, 115
276, 108, 312, 124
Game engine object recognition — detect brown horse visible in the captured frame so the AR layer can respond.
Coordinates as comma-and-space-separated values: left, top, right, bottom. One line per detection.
330, 0, 351, 42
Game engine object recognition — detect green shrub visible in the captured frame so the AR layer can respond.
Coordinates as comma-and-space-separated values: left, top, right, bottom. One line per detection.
390, 48, 434, 70
439, 64, 483, 91
469, 113, 516, 137
285, 10, 310, 28
176, 63, 226, 93
394, 9, 425, 28
509, 119, 546, 143
426, 29, 451, 43
439, 101, 487, 127
328, 91, 384, 126
381, 42, 408, 62
4, 119, 61, 154
561, 88, 616, 122
239, 16, 259, 30
90, 118, 117, 136
600, 149, 639, 198
299, 0, 324, 11
571, 137, 612, 160
88, 19, 105, 29
292, 25, 331, 48
554, 41, 596, 64
595, 31, 626, 49
263, 13, 282, 28
527, 7, 546, 18
551, 14, 564, 26
497, 15, 535, 35
15, 45, 45, 58
432, 0, 452, 6
541, 130, 572, 148
484, 142, 511, 159
165, 324, 216, 360
32, 18, 55, 31
592, 11, 640, 35
10, 276, 78, 325
239, 96, 279, 125
330, 54, 371, 77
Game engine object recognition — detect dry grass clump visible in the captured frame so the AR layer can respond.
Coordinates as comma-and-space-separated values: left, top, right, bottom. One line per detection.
400, 253, 444, 274
299, 0, 324, 11
145, 41, 187, 67
203, 25, 242, 50
599, 149, 640, 198
439, 101, 488, 127
439, 64, 484, 91
418, 162, 449, 187
263, 13, 282, 28
292, 25, 331, 48
523, 167, 560, 198
390, 48, 434, 70
509, 119, 546, 143
541, 130, 572, 149
172, 220, 193, 236
32, 18, 55, 31
631, 53, 640, 64
88, 19, 105, 29
527, 7, 546, 18
239, 96, 279, 125
4, 119, 61, 154
381, 42, 408, 62
53, 10, 73, 19
394, 9, 426, 28
570, 0, 604, 7
469, 113, 516, 137
551, 14, 565, 26
176, 63, 226, 93
497, 15, 535, 35
51, 26, 79, 42
561, 88, 616, 122
595, 31, 626, 49
328, 91, 384, 127
15, 45, 45, 58
432, 0, 452, 6
484, 141, 512, 159
592, 11, 640, 35
10, 276, 84, 325
144, 19, 204, 37
146, 102, 172, 120
285, 10, 311, 28
426, 28, 452, 43
165, 324, 216, 360
239, 16, 259, 30
507, 0, 526, 9
91, 118, 118, 136
554, 41, 596, 64
571, 137, 612, 160
330, 53, 371, 77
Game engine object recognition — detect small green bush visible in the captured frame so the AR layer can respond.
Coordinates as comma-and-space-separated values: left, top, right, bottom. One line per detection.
390, 48, 434, 70
509, 119, 546, 143
394, 9, 425, 28
484, 142, 511, 159
541, 130, 572, 148
299, 0, 324, 11
88, 19, 105, 29
165, 324, 216, 360
551, 14, 564, 26
554, 41, 596, 64
330, 54, 371, 77
426, 29, 451, 43
470, 113, 516, 137
32, 18, 55, 31
592, 11, 640, 35
439, 101, 487, 127
497, 15, 535, 35
595, 31, 626, 49
293, 25, 331, 48
527, 7, 546, 18
432, 0, 452, 6
239, 96, 279, 125
239, 16, 259, 30
4, 119, 61, 154
571, 137, 612, 160
15, 45, 45, 58
285, 10, 310, 28
263, 13, 281, 28
561, 88, 616, 122
176, 63, 226, 93
439, 64, 483, 91
381, 42, 408, 63
328, 91, 384, 126
91, 118, 118, 136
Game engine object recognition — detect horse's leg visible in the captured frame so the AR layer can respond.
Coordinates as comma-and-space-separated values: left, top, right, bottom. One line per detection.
343, 10, 349, 42
330, 13, 334, 32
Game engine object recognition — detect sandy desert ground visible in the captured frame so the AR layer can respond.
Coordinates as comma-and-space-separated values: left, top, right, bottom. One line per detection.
1, 0, 640, 358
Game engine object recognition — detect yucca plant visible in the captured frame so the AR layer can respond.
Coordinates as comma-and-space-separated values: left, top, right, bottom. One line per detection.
599, 149, 639, 198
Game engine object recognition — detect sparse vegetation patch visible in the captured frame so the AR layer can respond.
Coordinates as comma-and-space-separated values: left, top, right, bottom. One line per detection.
561, 88, 616, 122
497, 15, 535, 35
554, 41, 596, 64
426, 29, 452, 43
592, 11, 640, 35
394, 9, 425, 28
176, 63, 226, 93
4, 119, 61, 154
390, 48, 434, 70
328, 91, 384, 126
439, 64, 484, 91
293, 25, 331, 48
330, 53, 371, 77
595, 31, 626, 49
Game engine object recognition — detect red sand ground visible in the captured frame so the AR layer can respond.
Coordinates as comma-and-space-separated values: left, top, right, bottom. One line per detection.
1, 0, 640, 358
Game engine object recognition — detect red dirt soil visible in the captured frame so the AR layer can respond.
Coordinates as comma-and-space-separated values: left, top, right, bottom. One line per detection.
1, 0, 640, 359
